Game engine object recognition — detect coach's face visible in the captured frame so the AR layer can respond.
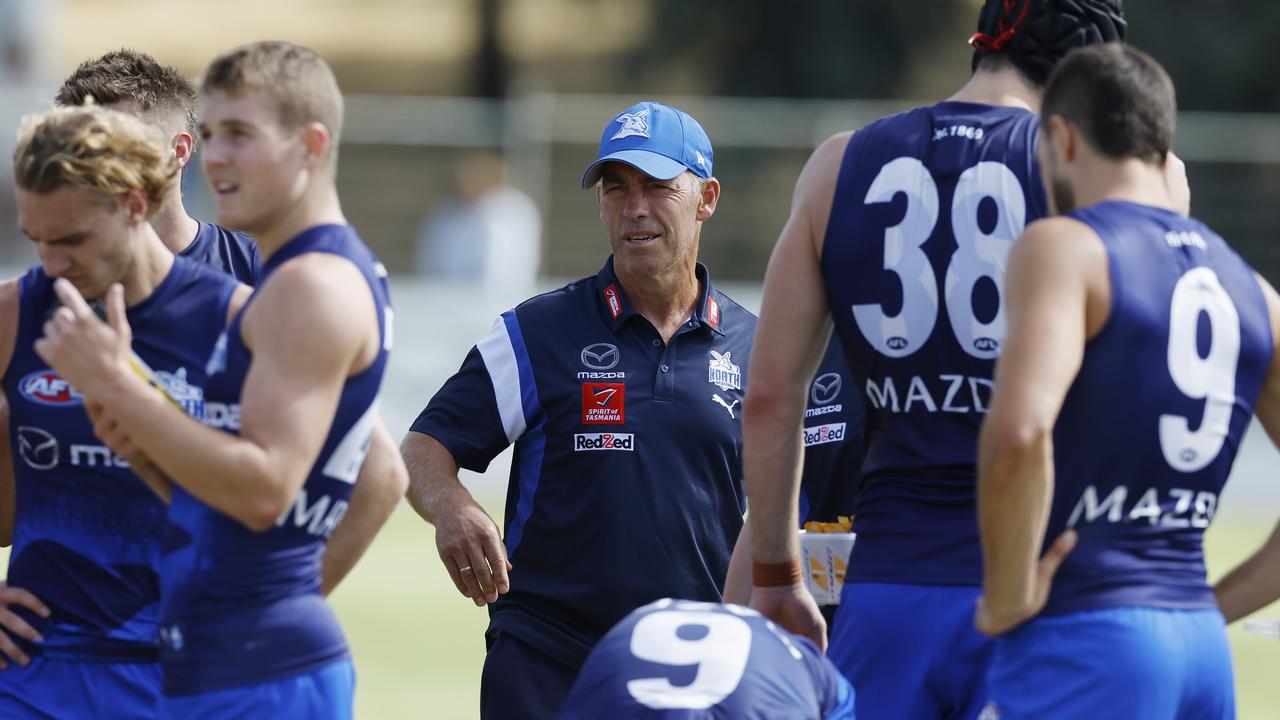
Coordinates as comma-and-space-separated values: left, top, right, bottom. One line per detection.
597, 163, 719, 280
17, 185, 141, 300
200, 89, 311, 236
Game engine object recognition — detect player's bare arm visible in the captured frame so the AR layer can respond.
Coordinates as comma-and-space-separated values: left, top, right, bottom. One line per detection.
0, 279, 18, 547
0, 277, 52, 667
1213, 273, 1280, 622
743, 131, 849, 650
402, 431, 511, 607
722, 514, 753, 605
322, 417, 409, 596
975, 216, 1109, 636
84, 283, 253, 504
37, 254, 376, 532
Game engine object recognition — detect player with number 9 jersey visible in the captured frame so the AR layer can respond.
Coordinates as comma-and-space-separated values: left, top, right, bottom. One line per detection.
979, 44, 1275, 720
788, 4, 1128, 718
562, 599, 854, 720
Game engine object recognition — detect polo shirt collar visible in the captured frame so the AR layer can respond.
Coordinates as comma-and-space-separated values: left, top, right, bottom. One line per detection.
594, 256, 726, 336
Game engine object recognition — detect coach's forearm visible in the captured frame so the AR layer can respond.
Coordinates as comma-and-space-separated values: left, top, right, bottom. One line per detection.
743, 385, 807, 565
323, 420, 408, 595
401, 431, 469, 526
1214, 519, 1280, 623
978, 421, 1054, 619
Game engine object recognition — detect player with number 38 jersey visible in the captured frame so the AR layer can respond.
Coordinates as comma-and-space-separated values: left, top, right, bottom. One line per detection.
562, 599, 854, 720
741, 4, 1129, 719
824, 85, 1046, 585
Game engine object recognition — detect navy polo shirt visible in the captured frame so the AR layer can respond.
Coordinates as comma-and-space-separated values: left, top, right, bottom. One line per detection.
410, 255, 756, 667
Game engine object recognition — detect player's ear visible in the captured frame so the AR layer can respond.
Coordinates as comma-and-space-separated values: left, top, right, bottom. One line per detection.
301, 121, 332, 169
1046, 115, 1076, 165
119, 188, 149, 225
172, 131, 195, 171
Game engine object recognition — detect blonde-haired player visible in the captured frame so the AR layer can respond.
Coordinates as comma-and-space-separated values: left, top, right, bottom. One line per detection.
0, 104, 246, 717
38, 42, 398, 719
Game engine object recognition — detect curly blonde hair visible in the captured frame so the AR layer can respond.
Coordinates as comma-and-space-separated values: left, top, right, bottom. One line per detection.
13, 104, 178, 216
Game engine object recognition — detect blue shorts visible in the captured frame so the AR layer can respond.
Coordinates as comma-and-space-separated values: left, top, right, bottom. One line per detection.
157, 659, 355, 720
0, 655, 160, 719
988, 607, 1234, 720
828, 582, 992, 720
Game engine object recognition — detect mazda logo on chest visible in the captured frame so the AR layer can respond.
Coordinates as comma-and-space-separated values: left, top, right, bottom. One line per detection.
581, 343, 620, 370
17, 426, 59, 470
811, 373, 843, 406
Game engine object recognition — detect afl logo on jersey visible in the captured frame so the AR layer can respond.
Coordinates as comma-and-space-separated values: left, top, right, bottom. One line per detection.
18, 369, 83, 407
887, 337, 909, 351
973, 337, 999, 352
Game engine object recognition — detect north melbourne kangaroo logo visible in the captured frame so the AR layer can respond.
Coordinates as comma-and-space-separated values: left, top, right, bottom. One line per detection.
712, 394, 740, 419
611, 109, 651, 141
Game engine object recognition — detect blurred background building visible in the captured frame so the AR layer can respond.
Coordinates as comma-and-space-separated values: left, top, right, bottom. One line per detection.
2, 0, 1278, 282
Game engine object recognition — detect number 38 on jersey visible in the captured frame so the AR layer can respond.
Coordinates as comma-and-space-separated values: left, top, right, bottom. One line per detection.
854, 157, 1027, 359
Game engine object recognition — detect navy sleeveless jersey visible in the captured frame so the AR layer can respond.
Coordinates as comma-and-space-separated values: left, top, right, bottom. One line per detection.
1042, 201, 1272, 616
179, 221, 261, 286
158, 224, 392, 695
821, 102, 1048, 584
561, 599, 854, 720
411, 258, 755, 668
2, 259, 237, 660
800, 339, 865, 525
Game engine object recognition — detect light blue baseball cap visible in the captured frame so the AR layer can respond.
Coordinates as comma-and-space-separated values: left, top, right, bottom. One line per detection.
580, 101, 714, 189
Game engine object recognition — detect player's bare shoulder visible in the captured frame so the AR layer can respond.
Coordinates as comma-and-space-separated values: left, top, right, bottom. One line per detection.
242, 253, 378, 367
0, 277, 23, 376
790, 131, 854, 257
1010, 215, 1112, 335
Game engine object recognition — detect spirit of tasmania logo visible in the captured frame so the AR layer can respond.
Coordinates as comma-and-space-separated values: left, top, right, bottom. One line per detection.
19, 369, 83, 407
582, 383, 625, 425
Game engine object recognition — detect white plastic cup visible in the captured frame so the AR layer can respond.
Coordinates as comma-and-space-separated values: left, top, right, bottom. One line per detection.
799, 531, 856, 606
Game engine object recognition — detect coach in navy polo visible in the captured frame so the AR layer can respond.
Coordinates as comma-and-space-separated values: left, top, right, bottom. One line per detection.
402, 101, 757, 719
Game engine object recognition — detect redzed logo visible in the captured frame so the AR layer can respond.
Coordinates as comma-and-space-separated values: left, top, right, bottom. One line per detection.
574, 433, 634, 451
604, 284, 622, 319
582, 382, 625, 425
706, 295, 720, 327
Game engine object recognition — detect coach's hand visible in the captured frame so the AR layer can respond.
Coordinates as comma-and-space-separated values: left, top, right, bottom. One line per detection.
434, 486, 512, 607
0, 583, 49, 669
750, 583, 827, 653
975, 529, 1077, 637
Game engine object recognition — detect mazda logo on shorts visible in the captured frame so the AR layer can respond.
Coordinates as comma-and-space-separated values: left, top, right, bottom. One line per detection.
17, 426, 58, 470
581, 343, 620, 370
811, 373, 842, 406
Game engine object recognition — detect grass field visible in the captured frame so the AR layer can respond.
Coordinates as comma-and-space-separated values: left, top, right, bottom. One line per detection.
0, 493, 1277, 717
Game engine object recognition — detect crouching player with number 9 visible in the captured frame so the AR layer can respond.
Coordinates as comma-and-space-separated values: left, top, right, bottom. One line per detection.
976, 44, 1280, 719
562, 599, 854, 719
34, 42, 400, 718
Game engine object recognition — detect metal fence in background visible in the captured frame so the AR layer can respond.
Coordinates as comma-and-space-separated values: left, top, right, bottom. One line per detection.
3, 90, 1279, 281
331, 93, 1280, 283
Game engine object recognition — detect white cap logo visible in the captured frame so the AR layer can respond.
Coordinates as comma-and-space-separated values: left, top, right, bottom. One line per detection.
610, 109, 651, 141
